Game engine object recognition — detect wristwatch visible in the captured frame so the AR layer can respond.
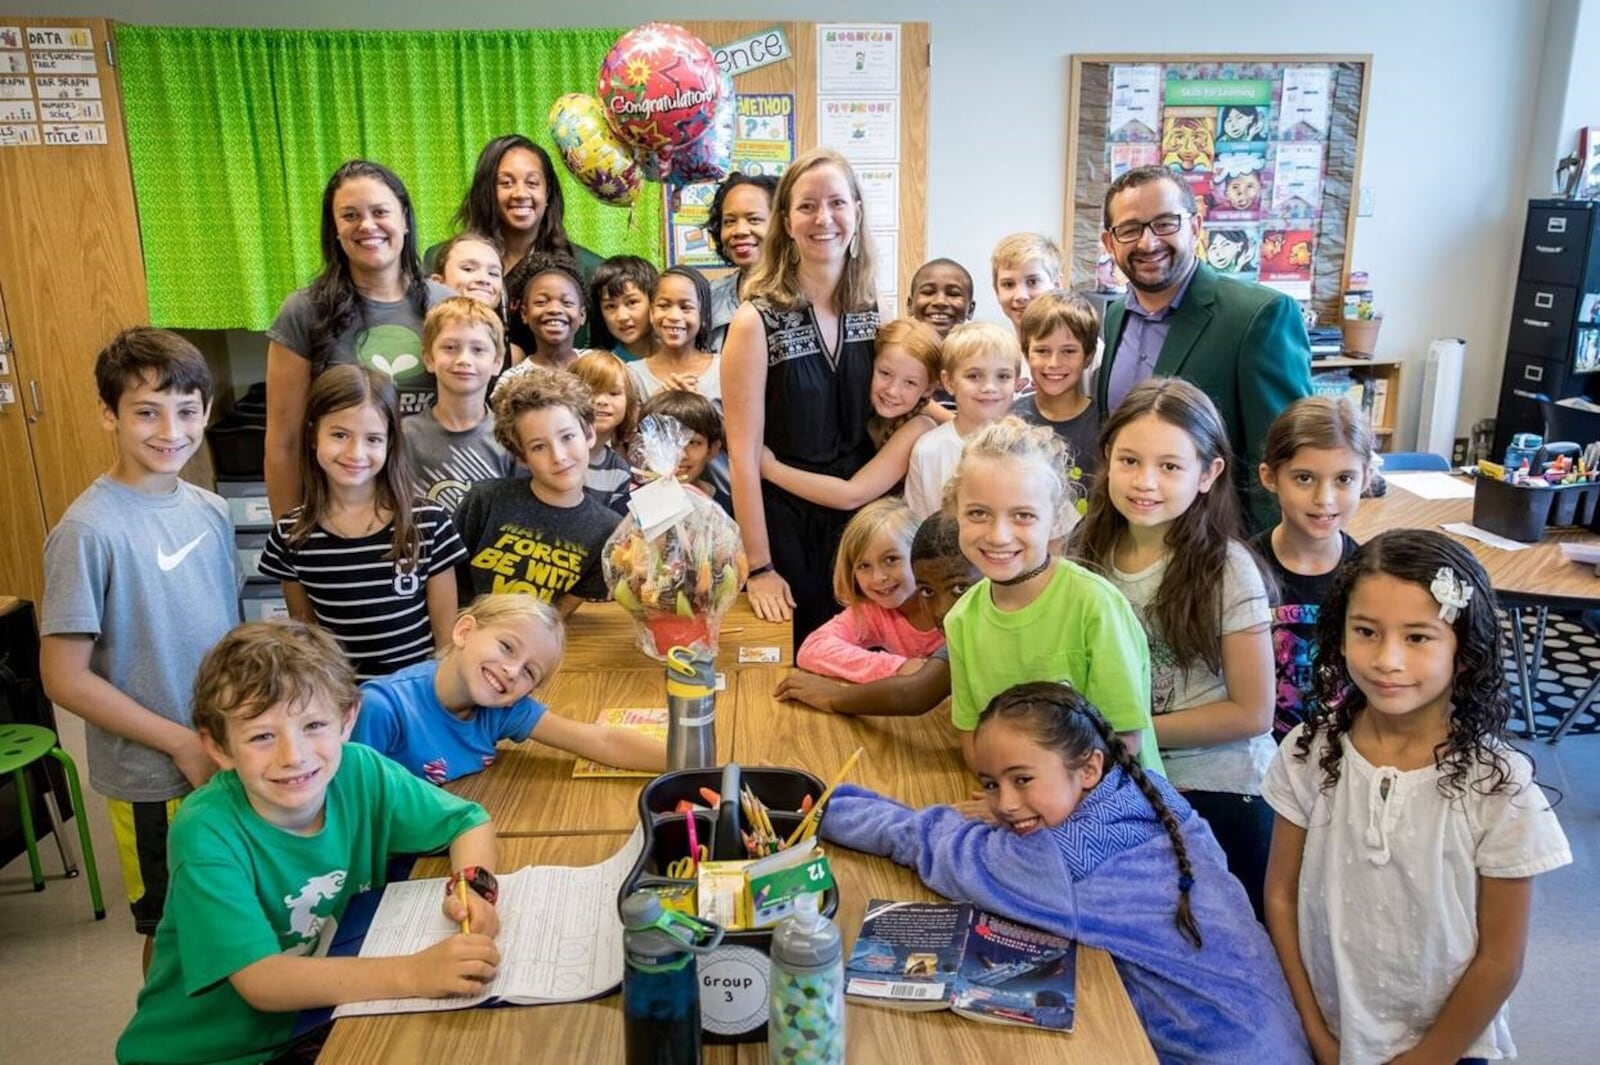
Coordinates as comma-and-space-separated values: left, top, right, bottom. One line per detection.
747, 562, 775, 578
446, 865, 499, 906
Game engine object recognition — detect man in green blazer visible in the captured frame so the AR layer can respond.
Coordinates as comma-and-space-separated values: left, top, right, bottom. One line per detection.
1095, 166, 1312, 531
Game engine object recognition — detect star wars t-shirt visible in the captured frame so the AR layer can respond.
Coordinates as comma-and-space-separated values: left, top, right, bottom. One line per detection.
453, 477, 620, 603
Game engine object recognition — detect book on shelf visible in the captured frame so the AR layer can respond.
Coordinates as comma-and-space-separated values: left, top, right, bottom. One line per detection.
844, 900, 1077, 1031
1370, 378, 1390, 427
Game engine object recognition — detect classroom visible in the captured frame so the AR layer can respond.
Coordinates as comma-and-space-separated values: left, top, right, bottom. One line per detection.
0, 1, 1597, 1063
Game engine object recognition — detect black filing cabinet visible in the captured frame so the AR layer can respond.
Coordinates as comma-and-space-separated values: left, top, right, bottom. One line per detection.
1492, 199, 1600, 456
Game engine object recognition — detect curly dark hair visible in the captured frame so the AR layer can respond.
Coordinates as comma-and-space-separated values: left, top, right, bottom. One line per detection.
706, 172, 779, 264
1297, 528, 1525, 799
980, 681, 1202, 948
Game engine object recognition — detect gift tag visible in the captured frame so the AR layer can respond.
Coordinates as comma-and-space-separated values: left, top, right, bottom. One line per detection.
629, 475, 694, 539
738, 646, 780, 664
715, 672, 727, 692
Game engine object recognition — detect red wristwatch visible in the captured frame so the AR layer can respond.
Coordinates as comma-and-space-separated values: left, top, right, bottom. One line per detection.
446, 865, 499, 906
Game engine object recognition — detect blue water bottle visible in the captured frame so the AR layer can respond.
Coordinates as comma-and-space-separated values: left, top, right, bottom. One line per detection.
621, 890, 724, 1065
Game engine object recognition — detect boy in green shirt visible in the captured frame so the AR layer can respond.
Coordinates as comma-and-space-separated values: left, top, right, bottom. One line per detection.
117, 621, 501, 1065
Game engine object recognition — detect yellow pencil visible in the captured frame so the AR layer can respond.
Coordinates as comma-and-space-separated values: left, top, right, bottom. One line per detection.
456, 876, 471, 935
786, 746, 865, 847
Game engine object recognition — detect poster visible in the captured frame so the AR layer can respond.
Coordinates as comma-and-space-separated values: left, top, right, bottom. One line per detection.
1202, 223, 1260, 282
666, 92, 796, 268
816, 24, 900, 95
1209, 144, 1269, 222
819, 97, 899, 164
1279, 67, 1332, 139
1161, 107, 1215, 175
870, 228, 898, 319
1271, 142, 1324, 216
1109, 65, 1161, 140
857, 165, 899, 228
1259, 228, 1315, 300
1108, 142, 1160, 179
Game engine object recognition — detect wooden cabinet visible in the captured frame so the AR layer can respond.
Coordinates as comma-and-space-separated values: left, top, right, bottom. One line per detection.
0, 16, 147, 604
1309, 356, 1404, 452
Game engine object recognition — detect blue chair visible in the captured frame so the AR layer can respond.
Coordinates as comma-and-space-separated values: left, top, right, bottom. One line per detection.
1378, 451, 1451, 472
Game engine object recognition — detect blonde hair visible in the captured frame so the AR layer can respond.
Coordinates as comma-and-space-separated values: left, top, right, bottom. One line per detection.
1020, 291, 1099, 356
192, 621, 357, 744
490, 364, 593, 456
943, 416, 1077, 537
832, 498, 919, 607
570, 349, 644, 441
1259, 395, 1377, 475
990, 233, 1063, 286
423, 295, 505, 358
742, 148, 877, 314
941, 321, 1023, 377
454, 594, 567, 658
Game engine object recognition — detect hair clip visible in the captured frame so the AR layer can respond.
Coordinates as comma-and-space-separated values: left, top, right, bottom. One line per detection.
1429, 566, 1473, 623
1177, 874, 1195, 893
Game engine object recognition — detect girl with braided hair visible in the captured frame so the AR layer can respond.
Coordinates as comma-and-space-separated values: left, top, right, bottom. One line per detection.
1263, 530, 1570, 1065
820, 681, 1310, 1064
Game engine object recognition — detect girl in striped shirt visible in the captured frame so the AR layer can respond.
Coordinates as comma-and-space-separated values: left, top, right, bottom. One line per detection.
260, 365, 464, 680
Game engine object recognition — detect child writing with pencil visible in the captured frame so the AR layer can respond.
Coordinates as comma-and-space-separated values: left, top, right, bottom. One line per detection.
354, 595, 665, 783
117, 621, 501, 1065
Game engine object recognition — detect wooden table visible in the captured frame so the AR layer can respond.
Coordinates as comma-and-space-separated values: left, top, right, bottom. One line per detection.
561, 597, 792, 671
1347, 483, 1600, 734
319, 839, 1156, 1065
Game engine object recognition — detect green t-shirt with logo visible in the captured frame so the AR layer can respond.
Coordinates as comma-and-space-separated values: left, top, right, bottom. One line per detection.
268, 280, 454, 418
115, 743, 489, 1065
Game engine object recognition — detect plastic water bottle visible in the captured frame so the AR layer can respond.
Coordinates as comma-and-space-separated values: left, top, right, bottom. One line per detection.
665, 646, 717, 770
768, 892, 845, 1064
621, 890, 723, 1065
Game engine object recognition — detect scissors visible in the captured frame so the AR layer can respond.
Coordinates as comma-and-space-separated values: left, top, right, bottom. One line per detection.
666, 846, 708, 880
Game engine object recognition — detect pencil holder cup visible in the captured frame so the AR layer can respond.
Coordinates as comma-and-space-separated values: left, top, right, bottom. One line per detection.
624, 766, 835, 1044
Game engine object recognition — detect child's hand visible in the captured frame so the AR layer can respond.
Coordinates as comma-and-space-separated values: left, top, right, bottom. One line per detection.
1307, 1022, 1340, 1065
406, 933, 501, 998
666, 372, 701, 393
171, 733, 218, 790
952, 795, 998, 823
758, 447, 779, 478
773, 671, 844, 711
443, 889, 501, 939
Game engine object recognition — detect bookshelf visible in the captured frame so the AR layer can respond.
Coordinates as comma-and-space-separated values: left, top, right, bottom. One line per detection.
1309, 356, 1403, 451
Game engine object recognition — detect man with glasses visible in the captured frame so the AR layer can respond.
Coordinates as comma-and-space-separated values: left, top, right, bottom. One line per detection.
1095, 165, 1311, 531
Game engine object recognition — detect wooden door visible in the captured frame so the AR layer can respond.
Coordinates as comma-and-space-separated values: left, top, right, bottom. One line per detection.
0, 283, 48, 603
0, 15, 145, 534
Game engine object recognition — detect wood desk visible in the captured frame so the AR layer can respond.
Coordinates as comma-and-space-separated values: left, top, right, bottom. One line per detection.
445, 669, 735, 835
561, 597, 793, 671
319, 839, 1156, 1064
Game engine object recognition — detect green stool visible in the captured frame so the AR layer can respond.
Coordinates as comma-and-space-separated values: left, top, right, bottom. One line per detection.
0, 723, 104, 919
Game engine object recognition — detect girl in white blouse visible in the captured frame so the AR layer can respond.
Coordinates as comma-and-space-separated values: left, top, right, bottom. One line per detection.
1263, 529, 1570, 1065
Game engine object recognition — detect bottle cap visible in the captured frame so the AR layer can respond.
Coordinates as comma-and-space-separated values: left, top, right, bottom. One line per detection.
772, 892, 840, 968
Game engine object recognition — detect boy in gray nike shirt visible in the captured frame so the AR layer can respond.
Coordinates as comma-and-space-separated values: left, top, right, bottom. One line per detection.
40, 328, 240, 962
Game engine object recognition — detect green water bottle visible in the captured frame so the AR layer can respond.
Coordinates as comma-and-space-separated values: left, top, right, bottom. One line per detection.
767, 892, 844, 1064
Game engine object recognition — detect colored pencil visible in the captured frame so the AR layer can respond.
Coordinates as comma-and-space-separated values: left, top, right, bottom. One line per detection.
456, 877, 471, 935
786, 746, 865, 847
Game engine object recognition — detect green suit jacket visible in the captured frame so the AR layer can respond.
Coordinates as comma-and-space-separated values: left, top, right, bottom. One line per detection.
1096, 263, 1314, 532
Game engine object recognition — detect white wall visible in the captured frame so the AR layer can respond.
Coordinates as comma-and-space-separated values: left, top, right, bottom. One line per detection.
31, 0, 1572, 447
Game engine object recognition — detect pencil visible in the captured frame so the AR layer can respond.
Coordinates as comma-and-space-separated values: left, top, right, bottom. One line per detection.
456, 877, 471, 935
786, 746, 865, 847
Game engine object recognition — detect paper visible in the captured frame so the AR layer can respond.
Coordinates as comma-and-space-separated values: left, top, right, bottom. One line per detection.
818, 97, 899, 164
0, 76, 28, 99
26, 26, 93, 50
1279, 67, 1331, 138
1440, 522, 1531, 552
871, 227, 898, 305
856, 165, 899, 227
629, 474, 694, 539
30, 51, 96, 75
0, 123, 38, 146
572, 707, 668, 778
1271, 142, 1324, 216
33, 75, 100, 100
1560, 542, 1600, 566
41, 122, 105, 145
816, 24, 900, 95
333, 828, 645, 1017
0, 52, 24, 75
738, 646, 780, 664
1383, 472, 1476, 500
1109, 65, 1161, 139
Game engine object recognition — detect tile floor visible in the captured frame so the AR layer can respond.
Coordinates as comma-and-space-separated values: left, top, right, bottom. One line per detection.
2, 713, 1596, 1063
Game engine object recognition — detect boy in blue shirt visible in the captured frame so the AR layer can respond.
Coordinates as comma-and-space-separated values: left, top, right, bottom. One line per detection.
40, 328, 241, 966
117, 621, 500, 1065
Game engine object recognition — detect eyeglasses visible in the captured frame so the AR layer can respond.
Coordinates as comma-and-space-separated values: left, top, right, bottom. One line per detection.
1108, 212, 1190, 244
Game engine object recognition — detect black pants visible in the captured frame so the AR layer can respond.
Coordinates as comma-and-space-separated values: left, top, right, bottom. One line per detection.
763, 483, 854, 650
1184, 790, 1274, 922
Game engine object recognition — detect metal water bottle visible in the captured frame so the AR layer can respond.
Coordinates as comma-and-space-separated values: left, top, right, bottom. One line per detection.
767, 892, 845, 1065
621, 890, 723, 1065
665, 646, 717, 770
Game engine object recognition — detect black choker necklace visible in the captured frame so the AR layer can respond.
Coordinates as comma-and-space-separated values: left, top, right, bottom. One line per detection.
993, 557, 1053, 587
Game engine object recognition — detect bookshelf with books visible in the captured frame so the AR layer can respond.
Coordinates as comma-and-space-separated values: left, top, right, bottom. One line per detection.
1308, 356, 1403, 452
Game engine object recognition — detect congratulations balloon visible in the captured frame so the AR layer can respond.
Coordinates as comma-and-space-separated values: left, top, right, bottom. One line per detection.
549, 93, 642, 207
598, 22, 724, 154
667, 72, 735, 185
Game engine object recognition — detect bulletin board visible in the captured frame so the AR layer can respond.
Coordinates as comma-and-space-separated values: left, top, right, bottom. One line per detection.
677, 20, 928, 312
1065, 54, 1370, 324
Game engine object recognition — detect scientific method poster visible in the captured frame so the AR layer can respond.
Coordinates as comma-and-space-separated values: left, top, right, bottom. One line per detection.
666, 92, 796, 268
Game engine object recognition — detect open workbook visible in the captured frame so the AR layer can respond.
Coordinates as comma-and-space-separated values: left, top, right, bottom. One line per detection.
331, 829, 645, 1017
844, 900, 1078, 1031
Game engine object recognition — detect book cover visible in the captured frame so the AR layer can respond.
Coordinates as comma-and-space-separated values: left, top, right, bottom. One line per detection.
571, 707, 667, 778
844, 899, 972, 1010
950, 911, 1077, 1031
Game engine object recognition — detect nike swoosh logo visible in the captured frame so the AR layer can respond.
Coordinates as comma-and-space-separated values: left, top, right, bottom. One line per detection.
157, 532, 208, 572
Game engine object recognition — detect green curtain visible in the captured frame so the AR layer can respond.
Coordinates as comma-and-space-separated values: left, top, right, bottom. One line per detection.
116, 26, 664, 330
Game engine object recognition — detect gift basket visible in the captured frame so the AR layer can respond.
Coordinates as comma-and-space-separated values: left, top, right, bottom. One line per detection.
603, 415, 747, 659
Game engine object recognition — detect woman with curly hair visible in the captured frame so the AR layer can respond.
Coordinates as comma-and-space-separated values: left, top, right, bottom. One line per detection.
704, 171, 779, 352
1263, 529, 1570, 1065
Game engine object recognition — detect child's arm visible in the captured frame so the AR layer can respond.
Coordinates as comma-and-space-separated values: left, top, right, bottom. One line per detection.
903, 439, 939, 519
443, 821, 500, 936
1387, 875, 1533, 1065
425, 568, 458, 649
774, 658, 950, 717
530, 711, 668, 772
39, 635, 217, 789
759, 414, 936, 511
279, 581, 317, 625
795, 609, 915, 684
1265, 815, 1340, 1065
1152, 624, 1274, 747
555, 593, 584, 618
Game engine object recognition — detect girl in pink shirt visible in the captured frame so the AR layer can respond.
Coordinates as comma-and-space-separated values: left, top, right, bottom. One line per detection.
796, 498, 946, 683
